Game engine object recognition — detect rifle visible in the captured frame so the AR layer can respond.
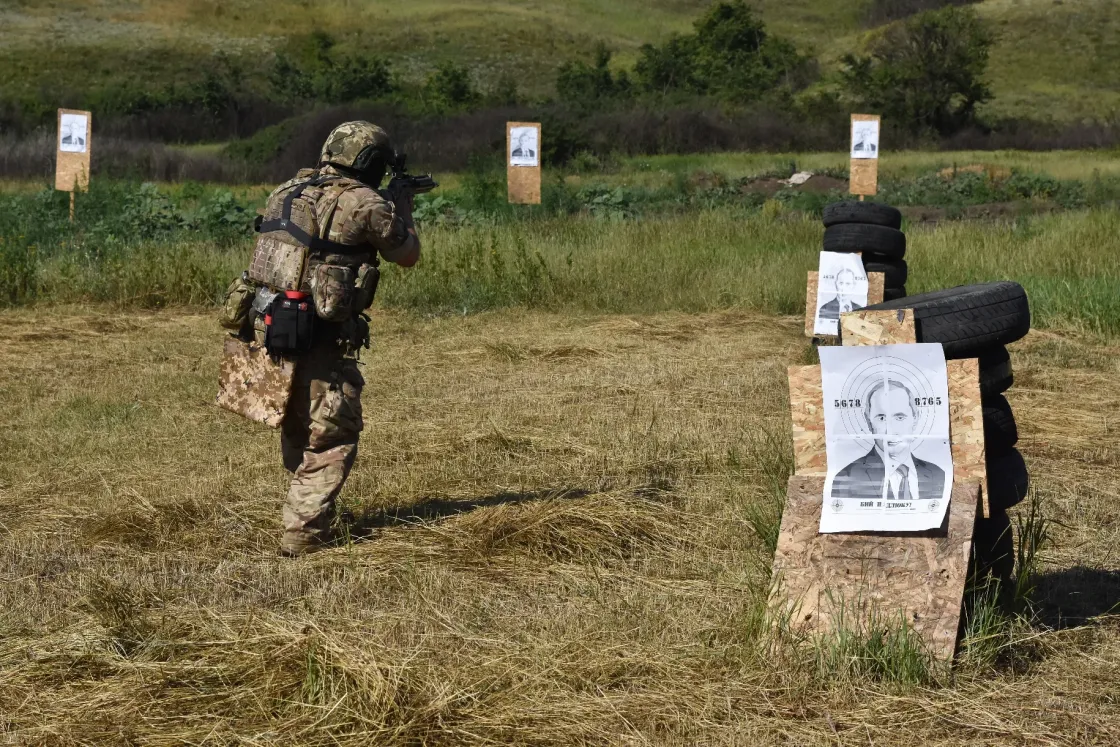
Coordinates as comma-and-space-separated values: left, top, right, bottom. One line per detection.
386, 153, 438, 200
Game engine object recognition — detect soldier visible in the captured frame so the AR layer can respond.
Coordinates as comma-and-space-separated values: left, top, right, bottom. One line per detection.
239, 121, 421, 557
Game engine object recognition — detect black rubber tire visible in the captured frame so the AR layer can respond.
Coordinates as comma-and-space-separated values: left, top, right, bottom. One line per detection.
863, 259, 908, 288
823, 224, 907, 260
978, 347, 1014, 396
823, 201, 903, 230
862, 281, 1031, 359
884, 287, 907, 302
974, 511, 1014, 585
982, 394, 1019, 456
861, 251, 903, 264
987, 449, 1029, 511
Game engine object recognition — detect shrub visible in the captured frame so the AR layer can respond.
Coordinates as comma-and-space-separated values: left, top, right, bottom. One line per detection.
556, 44, 633, 105
422, 63, 481, 113
841, 6, 994, 135
268, 31, 395, 105
632, 1, 811, 103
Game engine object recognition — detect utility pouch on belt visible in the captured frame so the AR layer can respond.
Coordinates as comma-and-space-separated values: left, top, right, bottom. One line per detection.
219, 271, 256, 334
355, 262, 381, 311
264, 291, 315, 355
309, 263, 356, 322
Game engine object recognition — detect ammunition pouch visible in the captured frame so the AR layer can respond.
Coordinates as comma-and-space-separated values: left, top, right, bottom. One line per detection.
309, 262, 357, 322
355, 262, 380, 310
264, 292, 316, 356
219, 272, 256, 336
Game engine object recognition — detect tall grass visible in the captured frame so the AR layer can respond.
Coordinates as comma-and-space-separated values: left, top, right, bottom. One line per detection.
380, 207, 1120, 333
6, 202, 1120, 334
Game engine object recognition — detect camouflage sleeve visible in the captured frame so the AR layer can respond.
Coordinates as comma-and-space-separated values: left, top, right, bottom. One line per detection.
337, 189, 410, 255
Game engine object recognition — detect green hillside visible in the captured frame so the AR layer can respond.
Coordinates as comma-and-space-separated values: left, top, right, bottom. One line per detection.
1, 0, 1118, 123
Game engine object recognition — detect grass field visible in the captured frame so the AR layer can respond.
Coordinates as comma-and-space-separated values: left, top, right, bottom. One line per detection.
2, 1, 1119, 123
0, 304, 1118, 743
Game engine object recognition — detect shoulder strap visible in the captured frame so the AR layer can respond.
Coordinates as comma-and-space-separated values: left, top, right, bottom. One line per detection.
257, 175, 370, 256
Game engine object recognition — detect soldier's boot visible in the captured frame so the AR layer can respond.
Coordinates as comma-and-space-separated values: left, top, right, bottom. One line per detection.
280, 441, 358, 556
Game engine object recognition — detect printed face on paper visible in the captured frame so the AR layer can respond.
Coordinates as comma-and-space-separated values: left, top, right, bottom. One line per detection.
813, 251, 869, 336
850, 120, 879, 160
59, 113, 88, 154
509, 126, 539, 167
819, 343, 954, 533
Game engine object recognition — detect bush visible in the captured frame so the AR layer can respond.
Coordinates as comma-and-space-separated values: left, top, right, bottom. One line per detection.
421, 63, 481, 113
633, 1, 811, 103
556, 44, 633, 105
841, 6, 994, 135
268, 31, 395, 105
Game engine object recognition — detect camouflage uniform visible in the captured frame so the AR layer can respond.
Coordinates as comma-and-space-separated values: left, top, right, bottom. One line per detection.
252, 123, 416, 555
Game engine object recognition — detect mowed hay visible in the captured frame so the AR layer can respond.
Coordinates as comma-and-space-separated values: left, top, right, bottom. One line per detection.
0, 307, 1119, 744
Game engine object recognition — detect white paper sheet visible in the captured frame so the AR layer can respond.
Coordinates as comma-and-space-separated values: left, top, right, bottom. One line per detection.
850, 120, 879, 160
819, 344, 953, 533
59, 113, 88, 154
509, 126, 539, 167
813, 251, 869, 337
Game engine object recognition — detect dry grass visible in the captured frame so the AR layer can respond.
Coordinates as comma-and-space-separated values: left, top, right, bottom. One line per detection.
0, 305, 1118, 744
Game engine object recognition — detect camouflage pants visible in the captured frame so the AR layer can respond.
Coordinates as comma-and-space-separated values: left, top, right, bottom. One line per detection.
280, 346, 364, 552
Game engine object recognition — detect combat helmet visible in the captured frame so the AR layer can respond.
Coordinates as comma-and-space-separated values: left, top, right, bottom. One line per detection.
319, 121, 395, 187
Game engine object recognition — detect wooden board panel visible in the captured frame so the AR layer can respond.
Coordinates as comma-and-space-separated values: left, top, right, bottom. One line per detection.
216, 337, 296, 429
840, 308, 916, 346
772, 476, 979, 662
948, 358, 989, 518
507, 121, 541, 205
850, 113, 880, 197
804, 271, 886, 338
777, 302, 988, 661
55, 108, 91, 192
789, 364, 827, 477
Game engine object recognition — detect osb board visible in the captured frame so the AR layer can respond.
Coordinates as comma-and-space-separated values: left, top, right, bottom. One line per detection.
840, 309, 916, 346
55, 108, 91, 192
778, 306, 988, 660
771, 476, 980, 662
216, 337, 295, 429
789, 364, 827, 476
947, 358, 989, 518
803, 271, 886, 338
850, 113, 880, 197
507, 121, 541, 205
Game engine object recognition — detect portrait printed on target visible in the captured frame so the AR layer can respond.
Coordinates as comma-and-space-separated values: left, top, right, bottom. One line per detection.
818, 343, 954, 533
850, 119, 879, 160
59, 113, 89, 154
813, 251, 868, 337
509, 125, 539, 168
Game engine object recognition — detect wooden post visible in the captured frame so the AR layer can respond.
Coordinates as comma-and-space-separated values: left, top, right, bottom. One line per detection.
775, 309, 985, 662
507, 121, 542, 205
849, 114, 880, 198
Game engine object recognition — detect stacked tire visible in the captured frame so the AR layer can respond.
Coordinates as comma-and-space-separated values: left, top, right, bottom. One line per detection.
822, 201, 908, 302
861, 282, 1031, 586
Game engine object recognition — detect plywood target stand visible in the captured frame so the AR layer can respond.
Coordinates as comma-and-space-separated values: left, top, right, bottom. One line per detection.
773, 309, 989, 662
507, 121, 542, 205
55, 108, 92, 222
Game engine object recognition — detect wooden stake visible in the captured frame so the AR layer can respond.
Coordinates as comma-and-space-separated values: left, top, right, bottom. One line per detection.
69, 191, 75, 223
